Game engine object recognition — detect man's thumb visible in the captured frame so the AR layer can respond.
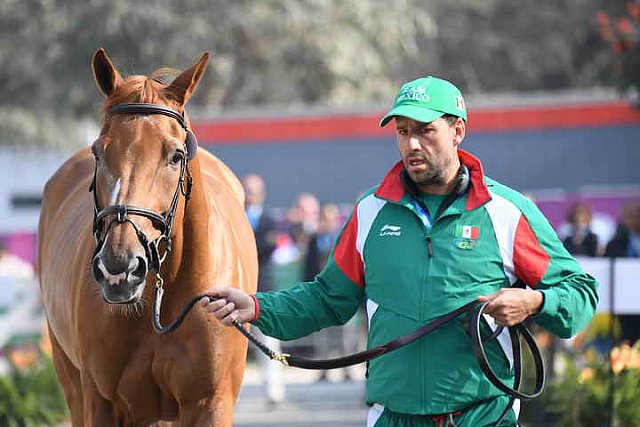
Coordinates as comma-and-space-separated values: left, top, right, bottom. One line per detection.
206, 287, 231, 298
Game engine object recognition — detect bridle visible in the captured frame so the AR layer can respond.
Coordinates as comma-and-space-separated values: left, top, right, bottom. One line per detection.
89, 103, 198, 275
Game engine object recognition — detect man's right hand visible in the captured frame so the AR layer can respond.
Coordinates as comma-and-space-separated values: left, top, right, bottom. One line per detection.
200, 288, 256, 326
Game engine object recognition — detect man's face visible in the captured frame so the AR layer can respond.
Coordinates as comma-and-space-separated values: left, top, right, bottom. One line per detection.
394, 116, 464, 189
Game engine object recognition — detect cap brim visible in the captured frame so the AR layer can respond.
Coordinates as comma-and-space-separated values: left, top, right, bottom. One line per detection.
379, 105, 444, 127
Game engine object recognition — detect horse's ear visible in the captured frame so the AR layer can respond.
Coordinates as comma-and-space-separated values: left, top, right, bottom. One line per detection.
165, 52, 210, 106
92, 48, 123, 96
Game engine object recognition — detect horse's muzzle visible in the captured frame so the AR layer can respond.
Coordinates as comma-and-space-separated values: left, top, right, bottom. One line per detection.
92, 253, 148, 304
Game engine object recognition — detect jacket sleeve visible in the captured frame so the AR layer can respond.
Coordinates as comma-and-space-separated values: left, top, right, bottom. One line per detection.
253, 210, 365, 340
514, 199, 599, 338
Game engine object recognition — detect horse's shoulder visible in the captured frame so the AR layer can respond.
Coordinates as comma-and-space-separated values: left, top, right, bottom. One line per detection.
197, 149, 245, 206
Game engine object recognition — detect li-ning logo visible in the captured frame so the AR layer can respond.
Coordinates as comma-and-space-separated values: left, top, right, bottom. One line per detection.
380, 224, 402, 237
396, 86, 430, 103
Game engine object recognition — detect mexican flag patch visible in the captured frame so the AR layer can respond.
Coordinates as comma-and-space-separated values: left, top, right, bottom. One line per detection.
455, 224, 480, 239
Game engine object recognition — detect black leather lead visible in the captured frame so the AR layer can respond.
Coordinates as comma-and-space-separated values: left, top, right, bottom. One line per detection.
152, 292, 545, 407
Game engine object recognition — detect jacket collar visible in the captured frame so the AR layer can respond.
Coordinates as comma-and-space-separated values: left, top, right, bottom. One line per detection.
375, 149, 491, 211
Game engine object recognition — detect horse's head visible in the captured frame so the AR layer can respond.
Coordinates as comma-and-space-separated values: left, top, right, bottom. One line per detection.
89, 48, 209, 304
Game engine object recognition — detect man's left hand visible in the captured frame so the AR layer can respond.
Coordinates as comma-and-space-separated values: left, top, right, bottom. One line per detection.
477, 289, 544, 327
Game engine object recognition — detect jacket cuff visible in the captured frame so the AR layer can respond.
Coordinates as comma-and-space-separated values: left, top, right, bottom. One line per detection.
249, 294, 260, 323
536, 289, 559, 318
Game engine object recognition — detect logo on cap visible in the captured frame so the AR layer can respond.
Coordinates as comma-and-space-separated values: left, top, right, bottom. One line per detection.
396, 85, 431, 103
455, 96, 465, 111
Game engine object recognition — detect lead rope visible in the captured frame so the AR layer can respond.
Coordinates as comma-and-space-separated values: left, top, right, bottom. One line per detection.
151, 291, 291, 363
152, 292, 543, 427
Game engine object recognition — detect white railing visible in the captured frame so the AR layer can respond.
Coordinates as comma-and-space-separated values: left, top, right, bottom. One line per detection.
575, 257, 640, 314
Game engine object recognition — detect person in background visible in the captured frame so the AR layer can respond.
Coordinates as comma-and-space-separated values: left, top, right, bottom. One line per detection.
205, 76, 598, 426
242, 173, 285, 407
605, 201, 640, 258
562, 202, 599, 257
288, 192, 320, 255
303, 203, 343, 282
604, 200, 640, 343
302, 202, 355, 381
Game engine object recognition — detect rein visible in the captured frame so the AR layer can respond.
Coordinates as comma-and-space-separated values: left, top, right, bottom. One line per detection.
152, 292, 545, 403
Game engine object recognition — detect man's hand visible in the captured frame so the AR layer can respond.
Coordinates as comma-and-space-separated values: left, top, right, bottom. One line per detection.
477, 288, 544, 327
200, 288, 256, 326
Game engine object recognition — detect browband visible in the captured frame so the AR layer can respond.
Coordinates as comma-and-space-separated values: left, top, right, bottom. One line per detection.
106, 103, 198, 160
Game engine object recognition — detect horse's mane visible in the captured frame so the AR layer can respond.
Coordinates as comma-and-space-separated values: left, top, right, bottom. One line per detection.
101, 68, 181, 118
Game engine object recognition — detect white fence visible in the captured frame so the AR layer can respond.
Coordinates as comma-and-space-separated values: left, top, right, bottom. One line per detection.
576, 257, 640, 315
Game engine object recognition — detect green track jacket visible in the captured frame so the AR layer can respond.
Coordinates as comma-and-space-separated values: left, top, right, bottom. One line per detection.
254, 149, 598, 415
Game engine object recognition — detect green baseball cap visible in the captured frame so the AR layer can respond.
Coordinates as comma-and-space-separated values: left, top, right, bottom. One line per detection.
379, 76, 467, 127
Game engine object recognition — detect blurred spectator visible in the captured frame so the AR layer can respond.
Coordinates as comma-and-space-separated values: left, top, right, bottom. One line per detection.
243, 174, 278, 293
557, 209, 616, 255
303, 203, 342, 282
604, 201, 640, 343
302, 203, 357, 381
605, 201, 640, 258
288, 192, 320, 254
241, 174, 285, 407
562, 202, 599, 257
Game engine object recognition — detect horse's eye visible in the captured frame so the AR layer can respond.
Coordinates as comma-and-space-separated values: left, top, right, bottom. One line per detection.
170, 151, 185, 165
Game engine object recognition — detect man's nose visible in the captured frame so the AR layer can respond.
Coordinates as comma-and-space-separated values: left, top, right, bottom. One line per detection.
408, 136, 421, 150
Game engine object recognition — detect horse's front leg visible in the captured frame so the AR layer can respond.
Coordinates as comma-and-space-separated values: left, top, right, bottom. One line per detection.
179, 387, 236, 427
81, 378, 120, 427
179, 395, 235, 426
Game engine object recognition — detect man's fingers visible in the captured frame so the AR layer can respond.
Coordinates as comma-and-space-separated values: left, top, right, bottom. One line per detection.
205, 288, 232, 299
218, 302, 236, 317
481, 299, 500, 314
222, 311, 239, 326
202, 298, 228, 311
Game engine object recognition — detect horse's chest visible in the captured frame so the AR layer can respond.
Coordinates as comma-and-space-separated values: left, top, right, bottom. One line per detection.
94, 350, 180, 421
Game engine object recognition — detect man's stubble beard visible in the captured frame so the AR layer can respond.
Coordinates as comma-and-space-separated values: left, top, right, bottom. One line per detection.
407, 156, 450, 187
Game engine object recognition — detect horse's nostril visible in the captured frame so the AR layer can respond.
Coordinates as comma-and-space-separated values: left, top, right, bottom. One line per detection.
130, 256, 147, 281
92, 257, 105, 282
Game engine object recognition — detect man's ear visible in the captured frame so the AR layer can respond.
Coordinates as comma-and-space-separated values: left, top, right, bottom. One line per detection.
453, 118, 466, 146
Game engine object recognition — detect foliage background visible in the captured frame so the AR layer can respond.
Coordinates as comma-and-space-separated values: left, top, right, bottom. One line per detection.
0, 0, 636, 149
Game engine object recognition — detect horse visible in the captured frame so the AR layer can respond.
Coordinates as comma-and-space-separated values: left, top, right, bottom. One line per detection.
37, 48, 257, 426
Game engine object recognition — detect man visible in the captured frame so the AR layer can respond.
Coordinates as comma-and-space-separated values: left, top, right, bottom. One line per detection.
204, 77, 598, 426
242, 173, 285, 407
604, 201, 640, 343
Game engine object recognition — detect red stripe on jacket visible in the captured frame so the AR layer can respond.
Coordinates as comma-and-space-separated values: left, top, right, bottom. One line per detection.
513, 215, 550, 287
333, 212, 365, 287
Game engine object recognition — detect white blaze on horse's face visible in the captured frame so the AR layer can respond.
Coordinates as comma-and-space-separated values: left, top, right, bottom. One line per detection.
91, 116, 187, 305
109, 178, 121, 206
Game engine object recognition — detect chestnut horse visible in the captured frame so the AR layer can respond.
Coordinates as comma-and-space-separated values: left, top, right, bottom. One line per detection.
38, 49, 257, 426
